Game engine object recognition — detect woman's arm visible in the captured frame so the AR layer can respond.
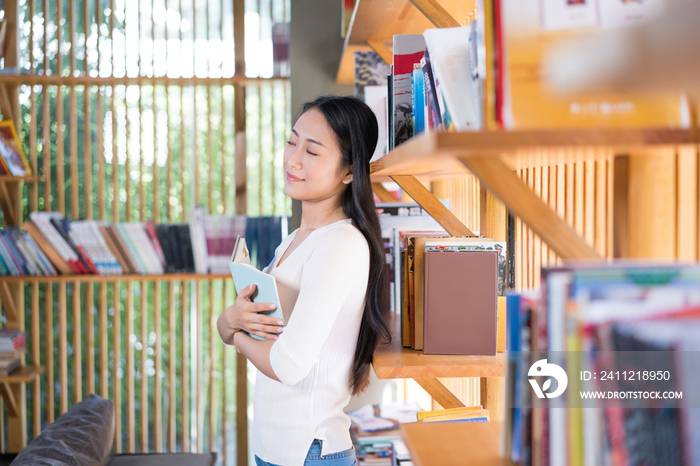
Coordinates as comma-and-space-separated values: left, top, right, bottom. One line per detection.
218, 284, 284, 344
232, 332, 280, 382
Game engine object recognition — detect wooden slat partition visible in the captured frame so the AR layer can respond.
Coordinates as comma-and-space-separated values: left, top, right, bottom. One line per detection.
2, 0, 292, 460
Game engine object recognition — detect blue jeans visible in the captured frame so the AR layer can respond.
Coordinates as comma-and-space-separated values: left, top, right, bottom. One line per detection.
255, 439, 357, 466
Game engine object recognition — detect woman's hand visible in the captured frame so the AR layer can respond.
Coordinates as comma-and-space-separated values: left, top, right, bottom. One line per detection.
218, 284, 284, 344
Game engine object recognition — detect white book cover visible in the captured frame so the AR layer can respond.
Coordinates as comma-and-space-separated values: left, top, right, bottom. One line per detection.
541, 0, 598, 31
365, 85, 388, 163
129, 223, 164, 275
30, 212, 77, 263
598, 0, 664, 29
189, 206, 209, 274
423, 26, 482, 131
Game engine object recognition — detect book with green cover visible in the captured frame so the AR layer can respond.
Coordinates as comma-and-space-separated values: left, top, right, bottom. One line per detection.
229, 236, 284, 341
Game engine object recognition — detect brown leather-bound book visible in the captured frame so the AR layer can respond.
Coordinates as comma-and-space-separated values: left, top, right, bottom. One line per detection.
99, 225, 132, 274
413, 237, 492, 350
103, 225, 138, 274
423, 250, 497, 355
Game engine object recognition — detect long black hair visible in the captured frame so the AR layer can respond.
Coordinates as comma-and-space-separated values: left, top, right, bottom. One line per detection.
300, 95, 391, 395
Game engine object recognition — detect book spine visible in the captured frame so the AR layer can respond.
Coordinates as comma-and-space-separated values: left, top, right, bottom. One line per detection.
146, 220, 167, 267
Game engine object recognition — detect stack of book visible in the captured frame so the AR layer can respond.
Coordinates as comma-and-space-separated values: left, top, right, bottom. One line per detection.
0, 329, 25, 376
0, 209, 284, 277
503, 264, 700, 466
391, 228, 506, 355
348, 401, 422, 465
416, 406, 490, 424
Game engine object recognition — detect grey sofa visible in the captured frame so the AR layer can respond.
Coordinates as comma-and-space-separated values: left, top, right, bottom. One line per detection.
10, 394, 216, 466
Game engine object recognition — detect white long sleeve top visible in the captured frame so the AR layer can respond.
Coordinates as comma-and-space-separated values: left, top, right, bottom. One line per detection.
252, 218, 370, 466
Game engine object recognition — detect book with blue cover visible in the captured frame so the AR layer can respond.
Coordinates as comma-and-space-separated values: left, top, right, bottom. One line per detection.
229, 235, 284, 341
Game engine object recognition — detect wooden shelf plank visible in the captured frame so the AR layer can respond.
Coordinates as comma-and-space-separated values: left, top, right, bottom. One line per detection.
373, 316, 505, 379
0, 366, 44, 384
0, 75, 289, 86
369, 129, 700, 178
337, 0, 477, 84
0, 273, 231, 283
401, 422, 513, 466
0, 175, 43, 183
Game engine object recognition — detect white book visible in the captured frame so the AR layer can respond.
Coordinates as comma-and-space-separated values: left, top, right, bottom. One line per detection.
423, 25, 482, 131
30, 212, 78, 263
127, 223, 164, 275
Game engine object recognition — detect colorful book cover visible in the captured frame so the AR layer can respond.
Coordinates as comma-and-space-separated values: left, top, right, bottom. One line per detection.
392, 35, 425, 147
354, 51, 390, 101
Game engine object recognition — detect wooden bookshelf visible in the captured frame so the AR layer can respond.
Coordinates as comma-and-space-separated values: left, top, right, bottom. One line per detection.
0, 273, 232, 283
373, 315, 505, 415
0, 367, 45, 418
337, 0, 477, 84
0, 176, 43, 226
369, 129, 700, 177
374, 317, 504, 380
400, 421, 513, 466
0, 366, 44, 384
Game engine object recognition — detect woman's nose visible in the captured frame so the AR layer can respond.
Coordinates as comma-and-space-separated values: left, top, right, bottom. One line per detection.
287, 146, 303, 169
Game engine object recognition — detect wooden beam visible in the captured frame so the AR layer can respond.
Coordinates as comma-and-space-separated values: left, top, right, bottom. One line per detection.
0, 383, 18, 418
372, 183, 399, 202
459, 157, 601, 260
480, 377, 504, 423
367, 40, 393, 65
409, 0, 461, 28
0, 282, 18, 322
414, 378, 465, 409
391, 175, 474, 236
0, 180, 17, 226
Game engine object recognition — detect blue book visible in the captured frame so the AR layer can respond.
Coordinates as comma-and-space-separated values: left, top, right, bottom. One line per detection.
412, 66, 425, 136
229, 235, 284, 341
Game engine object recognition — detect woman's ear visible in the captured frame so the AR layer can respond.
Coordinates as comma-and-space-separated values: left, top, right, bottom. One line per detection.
342, 169, 353, 185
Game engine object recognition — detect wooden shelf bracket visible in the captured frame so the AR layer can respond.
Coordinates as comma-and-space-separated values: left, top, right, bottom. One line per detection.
391, 175, 474, 236
0, 382, 18, 418
372, 183, 399, 202
414, 377, 466, 409
409, 0, 461, 28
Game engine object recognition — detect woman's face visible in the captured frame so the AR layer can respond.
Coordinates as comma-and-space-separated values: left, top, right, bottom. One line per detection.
283, 107, 352, 202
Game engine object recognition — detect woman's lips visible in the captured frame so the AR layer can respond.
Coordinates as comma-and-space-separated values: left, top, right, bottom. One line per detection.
286, 171, 304, 182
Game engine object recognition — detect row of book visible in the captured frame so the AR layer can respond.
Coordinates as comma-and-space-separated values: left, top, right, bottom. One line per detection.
353, 1, 688, 159
0, 208, 287, 277
390, 228, 506, 356
0, 329, 25, 376
503, 263, 700, 466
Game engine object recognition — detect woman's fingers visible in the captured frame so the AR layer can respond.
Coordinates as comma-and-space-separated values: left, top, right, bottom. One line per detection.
251, 321, 284, 335
250, 329, 281, 340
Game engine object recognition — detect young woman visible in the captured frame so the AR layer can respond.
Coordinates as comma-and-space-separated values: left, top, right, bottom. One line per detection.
217, 95, 391, 466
